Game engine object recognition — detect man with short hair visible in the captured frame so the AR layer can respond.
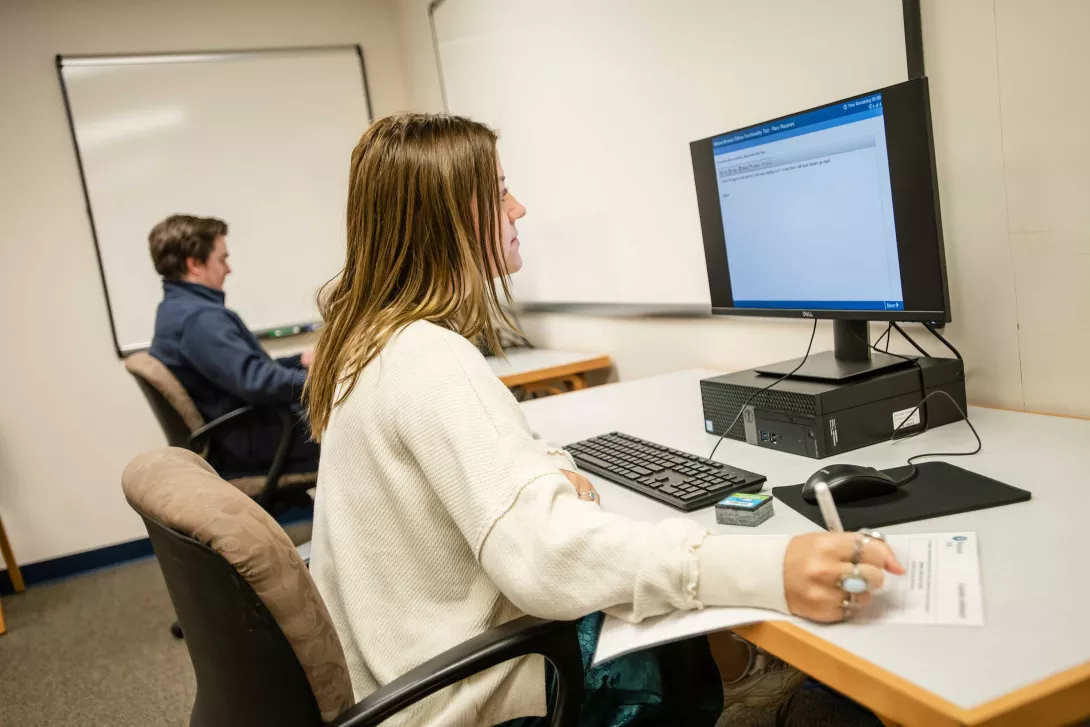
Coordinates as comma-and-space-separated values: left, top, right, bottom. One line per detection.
147, 214, 319, 477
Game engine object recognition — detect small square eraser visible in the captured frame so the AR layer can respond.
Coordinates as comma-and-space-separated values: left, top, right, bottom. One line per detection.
715, 492, 774, 527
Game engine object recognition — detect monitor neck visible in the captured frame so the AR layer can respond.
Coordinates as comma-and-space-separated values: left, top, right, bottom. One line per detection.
833, 320, 872, 362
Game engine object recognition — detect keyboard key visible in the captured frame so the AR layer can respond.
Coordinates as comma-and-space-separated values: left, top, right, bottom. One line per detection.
631, 466, 651, 476
660, 485, 679, 495
680, 491, 702, 501
574, 453, 610, 468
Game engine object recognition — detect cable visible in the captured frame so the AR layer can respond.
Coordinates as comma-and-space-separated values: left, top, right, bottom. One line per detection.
888, 389, 981, 485
709, 318, 818, 461
923, 322, 962, 361
848, 326, 979, 484
846, 325, 931, 437
874, 323, 892, 353
891, 322, 932, 358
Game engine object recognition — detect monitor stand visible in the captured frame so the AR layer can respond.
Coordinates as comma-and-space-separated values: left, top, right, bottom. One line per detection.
754, 320, 913, 382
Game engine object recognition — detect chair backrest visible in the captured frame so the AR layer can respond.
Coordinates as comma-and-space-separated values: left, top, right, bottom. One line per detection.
123, 448, 352, 726
124, 352, 204, 448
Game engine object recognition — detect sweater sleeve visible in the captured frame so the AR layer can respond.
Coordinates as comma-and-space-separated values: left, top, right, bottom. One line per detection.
180, 309, 307, 406
387, 331, 790, 624
481, 477, 791, 623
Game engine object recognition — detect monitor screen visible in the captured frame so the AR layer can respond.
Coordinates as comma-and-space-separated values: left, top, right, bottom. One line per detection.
690, 78, 950, 322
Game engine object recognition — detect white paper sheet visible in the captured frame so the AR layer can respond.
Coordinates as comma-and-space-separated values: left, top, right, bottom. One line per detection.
593, 607, 791, 666
854, 532, 984, 626
593, 532, 983, 666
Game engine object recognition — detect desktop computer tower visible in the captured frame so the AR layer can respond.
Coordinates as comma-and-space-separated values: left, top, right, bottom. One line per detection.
700, 357, 966, 459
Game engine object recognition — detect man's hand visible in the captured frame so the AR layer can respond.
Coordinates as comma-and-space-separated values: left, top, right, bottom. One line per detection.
561, 470, 601, 506
300, 350, 316, 369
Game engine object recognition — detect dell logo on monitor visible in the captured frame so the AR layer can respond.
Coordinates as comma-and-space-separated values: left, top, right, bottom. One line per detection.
802, 311, 814, 318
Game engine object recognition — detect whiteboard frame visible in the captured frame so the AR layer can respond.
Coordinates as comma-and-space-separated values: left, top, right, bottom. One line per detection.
56, 45, 373, 357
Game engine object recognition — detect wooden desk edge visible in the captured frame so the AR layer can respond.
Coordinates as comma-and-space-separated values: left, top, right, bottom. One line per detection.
963, 660, 1090, 727
734, 621, 1090, 727
733, 621, 971, 726
498, 355, 613, 388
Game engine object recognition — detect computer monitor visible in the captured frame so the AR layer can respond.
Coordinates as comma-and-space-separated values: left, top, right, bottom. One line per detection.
690, 77, 950, 380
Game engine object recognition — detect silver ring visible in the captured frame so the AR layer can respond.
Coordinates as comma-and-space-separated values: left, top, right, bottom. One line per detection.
851, 533, 865, 564
838, 563, 869, 595
858, 534, 873, 560
858, 528, 885, 543
584, 491, 596, 501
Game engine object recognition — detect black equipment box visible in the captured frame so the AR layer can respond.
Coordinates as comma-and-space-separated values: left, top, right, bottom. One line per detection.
700, 357, 966, 459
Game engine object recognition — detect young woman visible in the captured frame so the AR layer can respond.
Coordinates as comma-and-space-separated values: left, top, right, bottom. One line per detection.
306, 113, 903, 727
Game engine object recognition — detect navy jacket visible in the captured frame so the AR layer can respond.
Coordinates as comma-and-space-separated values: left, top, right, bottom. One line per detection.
149, 280, 308, 474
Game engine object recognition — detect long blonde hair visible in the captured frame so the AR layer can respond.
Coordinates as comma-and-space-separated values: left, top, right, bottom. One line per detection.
306, 113, 513, 438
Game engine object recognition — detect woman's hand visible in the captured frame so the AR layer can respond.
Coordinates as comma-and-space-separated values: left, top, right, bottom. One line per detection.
783, 532, 905, 622
561, 470, 601, 506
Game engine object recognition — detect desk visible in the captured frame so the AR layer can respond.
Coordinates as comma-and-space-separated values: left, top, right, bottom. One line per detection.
487, 348, 612, 395
521, 369, 1090, 727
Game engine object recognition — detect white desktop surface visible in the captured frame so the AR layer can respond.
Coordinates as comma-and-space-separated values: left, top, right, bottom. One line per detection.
521, 368, 1090, 710
486, 347, 607, 379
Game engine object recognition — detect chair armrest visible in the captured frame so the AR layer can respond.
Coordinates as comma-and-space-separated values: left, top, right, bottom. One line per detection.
188, 405, 259, 450
188, 406, 296, 509
329, 616, 584, 727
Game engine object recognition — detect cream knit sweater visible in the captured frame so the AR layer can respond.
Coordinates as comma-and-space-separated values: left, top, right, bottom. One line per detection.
309, 321, 792, 727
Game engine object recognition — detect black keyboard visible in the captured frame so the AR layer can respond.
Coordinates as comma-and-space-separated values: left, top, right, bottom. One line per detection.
565, 432, 766, 512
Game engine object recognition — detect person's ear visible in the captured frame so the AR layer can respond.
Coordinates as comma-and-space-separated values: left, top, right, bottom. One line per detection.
185, 256, 203, 276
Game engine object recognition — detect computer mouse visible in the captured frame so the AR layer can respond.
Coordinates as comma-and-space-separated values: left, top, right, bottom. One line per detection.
801, 464, 899, 504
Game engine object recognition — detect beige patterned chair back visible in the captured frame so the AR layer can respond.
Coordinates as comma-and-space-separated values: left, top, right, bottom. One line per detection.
122, 447, 351, 722
124, 352, 205, 433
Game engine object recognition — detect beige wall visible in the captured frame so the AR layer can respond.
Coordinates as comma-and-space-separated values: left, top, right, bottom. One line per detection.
990, 0, 1090, 416
5, 0, 1086, 575
0, 0, 407, 569
398, 0, 1089, 418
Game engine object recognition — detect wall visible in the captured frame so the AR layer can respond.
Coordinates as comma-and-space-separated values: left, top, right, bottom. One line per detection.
988, 0, 1090, 416
0, 0, 407, 570
6, 0, 1085, 574
394, 0, 1088, 418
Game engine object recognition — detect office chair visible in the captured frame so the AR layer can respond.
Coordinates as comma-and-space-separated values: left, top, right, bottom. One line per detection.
124, 352, 315, 514
122, 448, 584, 727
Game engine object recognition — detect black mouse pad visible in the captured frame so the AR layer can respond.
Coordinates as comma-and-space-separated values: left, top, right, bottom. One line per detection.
772, 461, 1032, 531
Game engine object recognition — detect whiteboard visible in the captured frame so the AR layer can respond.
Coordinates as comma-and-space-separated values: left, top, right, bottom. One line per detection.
59, 47, 372, 353
433, 0, 908, 306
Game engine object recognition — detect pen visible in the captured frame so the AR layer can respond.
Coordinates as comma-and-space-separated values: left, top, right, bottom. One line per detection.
813, 482, 844, 532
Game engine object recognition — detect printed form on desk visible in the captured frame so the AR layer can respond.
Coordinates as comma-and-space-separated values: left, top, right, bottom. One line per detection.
593, 532, 984, 665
